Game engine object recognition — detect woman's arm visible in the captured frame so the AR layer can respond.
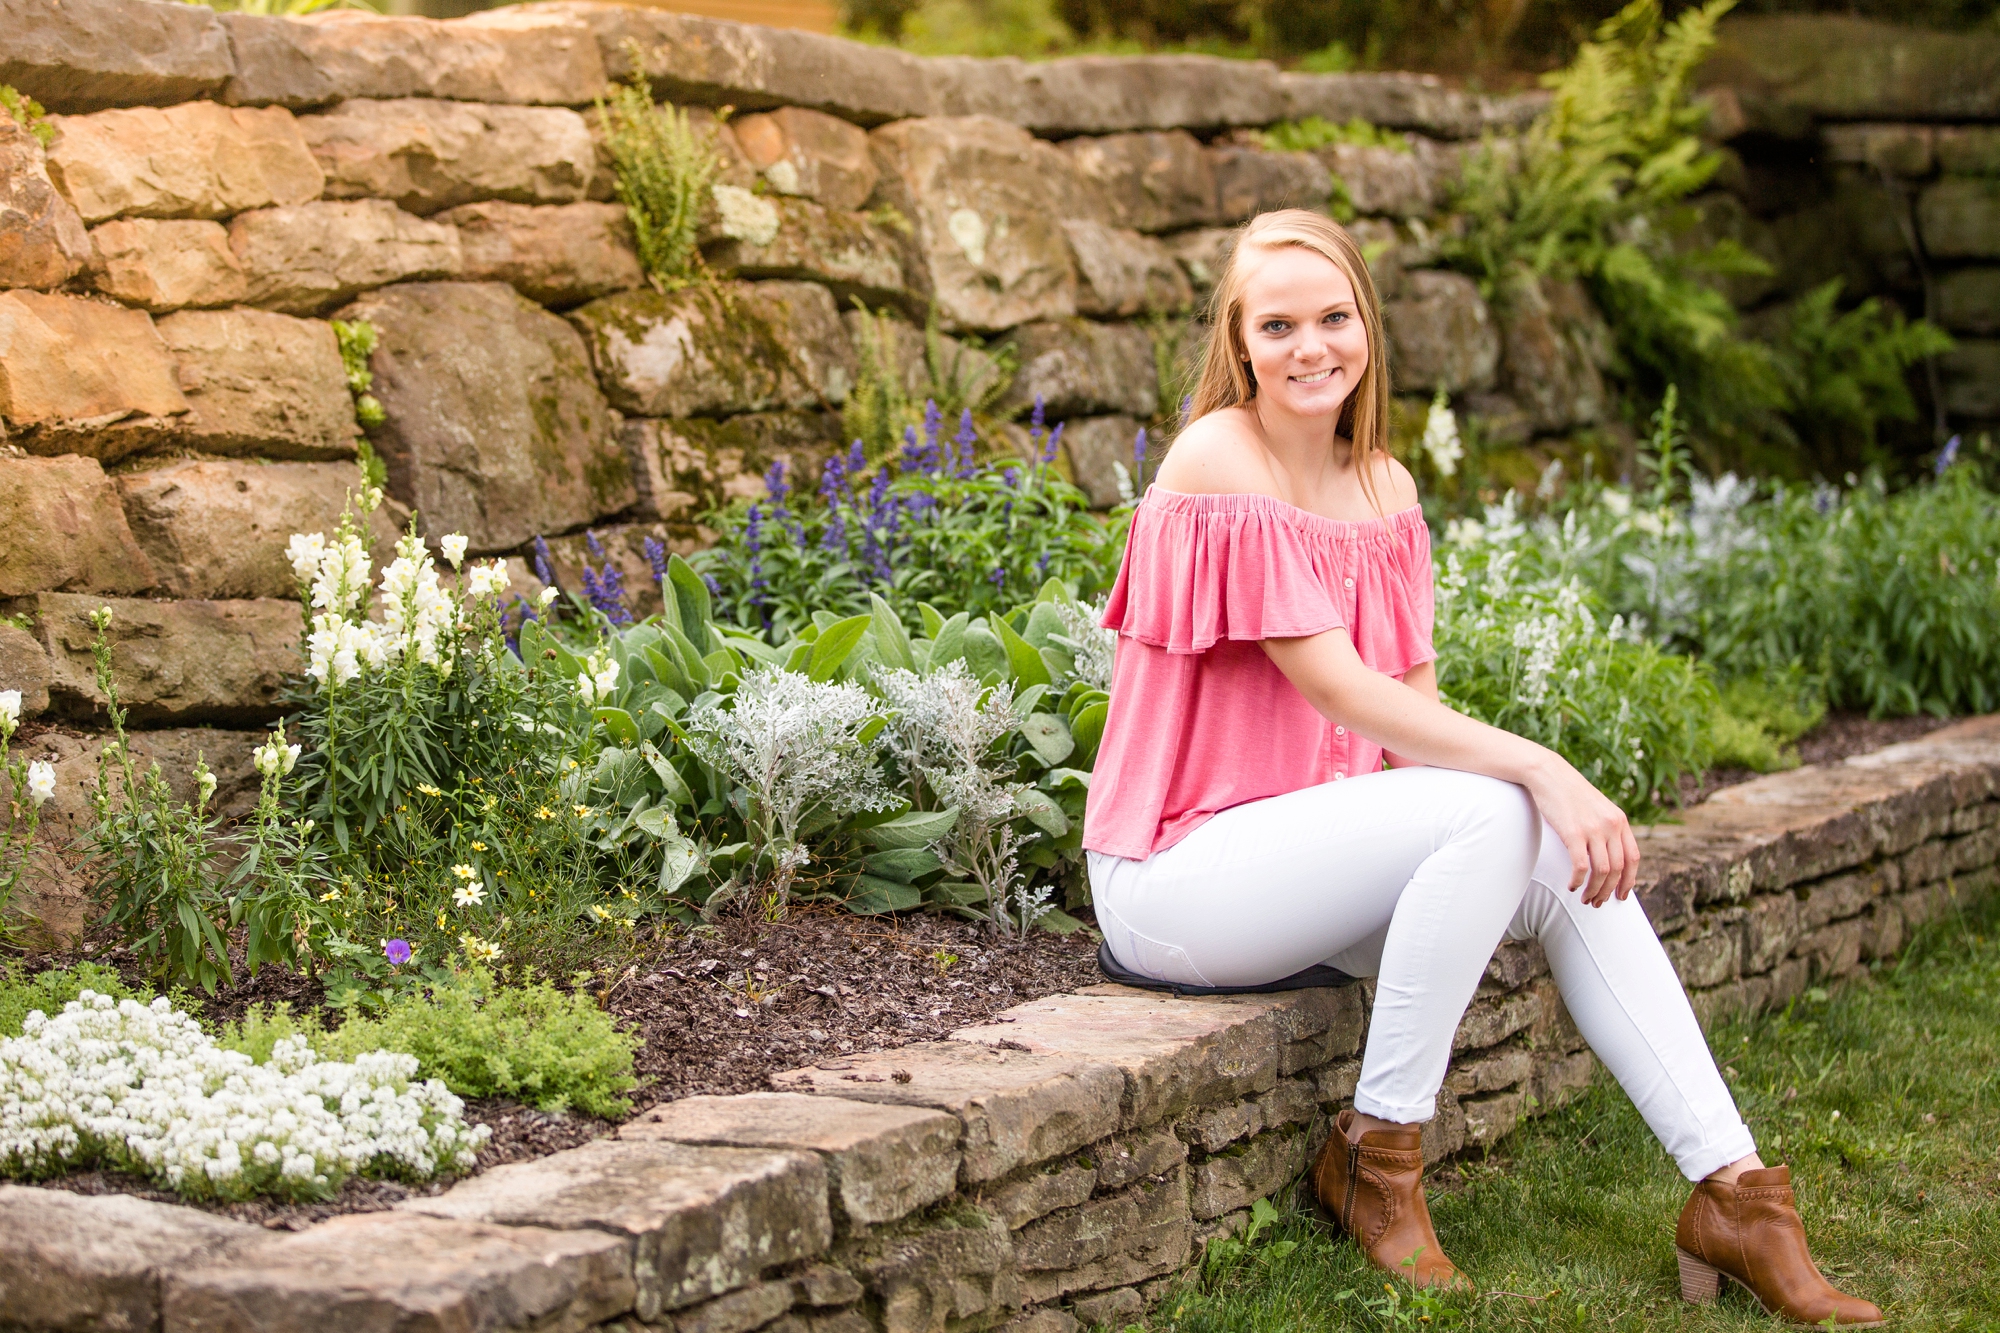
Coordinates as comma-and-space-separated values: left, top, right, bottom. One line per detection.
1262, 630, 1638, 905
1382, 660, 1437, 771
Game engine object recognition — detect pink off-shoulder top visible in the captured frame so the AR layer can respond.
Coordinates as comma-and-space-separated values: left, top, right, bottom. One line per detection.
1082, 488, 1437, 861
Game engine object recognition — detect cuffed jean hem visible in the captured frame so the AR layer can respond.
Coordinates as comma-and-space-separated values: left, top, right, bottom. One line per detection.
1352, 1092, 1441, 1124
1674, 1129, 1762, 1184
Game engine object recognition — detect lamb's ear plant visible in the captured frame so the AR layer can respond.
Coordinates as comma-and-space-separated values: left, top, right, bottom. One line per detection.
79, 607, 235, 993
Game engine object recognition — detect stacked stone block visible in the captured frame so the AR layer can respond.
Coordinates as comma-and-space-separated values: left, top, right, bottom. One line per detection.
1695, 15, 2000, 433
0, 0, 1586, 768
2, 717, 1995, 1332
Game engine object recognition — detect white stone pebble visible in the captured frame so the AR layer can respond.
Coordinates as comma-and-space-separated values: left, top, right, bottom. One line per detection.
0, 991, 489, 1199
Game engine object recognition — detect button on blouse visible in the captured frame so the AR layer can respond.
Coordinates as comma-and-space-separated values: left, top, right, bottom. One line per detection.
1083, 489, 1438, 861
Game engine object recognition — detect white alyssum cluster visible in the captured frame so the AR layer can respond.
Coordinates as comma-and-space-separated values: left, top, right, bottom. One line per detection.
0, 992, 487, 1200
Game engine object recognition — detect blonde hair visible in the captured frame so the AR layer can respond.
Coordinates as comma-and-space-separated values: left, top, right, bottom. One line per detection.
1183, 209, 1392, 511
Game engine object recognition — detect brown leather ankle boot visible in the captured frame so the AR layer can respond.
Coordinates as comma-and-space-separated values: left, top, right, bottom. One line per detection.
1676, 1165, 1883, 1327
1311, 1108, 1469, 1291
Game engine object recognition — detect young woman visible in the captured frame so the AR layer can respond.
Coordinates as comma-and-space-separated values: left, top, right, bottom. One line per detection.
1081, 210, 1882, 1326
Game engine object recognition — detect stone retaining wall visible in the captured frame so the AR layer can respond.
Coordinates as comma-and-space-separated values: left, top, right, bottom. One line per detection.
4, 716, 1996, 1333
9, 3, 1995, 756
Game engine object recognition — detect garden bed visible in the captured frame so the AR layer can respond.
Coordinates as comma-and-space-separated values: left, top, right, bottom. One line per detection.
17, 906, 1103, 1227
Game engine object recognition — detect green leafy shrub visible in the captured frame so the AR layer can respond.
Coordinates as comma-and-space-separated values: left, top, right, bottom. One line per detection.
331, 318, 386, 430
1769, 279, 1955, 475
1707, 669, 1827, 772
79, 607, 235, 993
222, 967, 639, 1118
1258, 115, 1408, 153
0, 962, 144, 1037
1433, 507, 1718, 818
1444, 0, 1950, 473
597, 60, 726, 292
0, 85, 52, 148
1691, 467, 2000, 717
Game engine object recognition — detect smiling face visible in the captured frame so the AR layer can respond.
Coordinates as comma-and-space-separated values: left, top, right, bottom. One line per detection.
1236, 243, 1371, 424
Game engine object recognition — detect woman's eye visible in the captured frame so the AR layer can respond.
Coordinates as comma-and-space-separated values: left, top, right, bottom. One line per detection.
1327, 312, 1348, 324
1261, 321, 1287, 334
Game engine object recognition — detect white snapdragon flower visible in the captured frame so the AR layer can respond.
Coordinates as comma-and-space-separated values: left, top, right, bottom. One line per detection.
538, 586, 560, 608
440, 533, 469, 568
195, 765, 216, 807
26, 760, 55, 807
286, 532, 327, 582
0, 689, 20, 733
463, 560, 510, 600
308, 535, 372, 622
1445, 517, 1486, 547
254, 733, 301, 779
575, 652, 619, 706
378, 533, 457, 672
1421, 391, 1463, 478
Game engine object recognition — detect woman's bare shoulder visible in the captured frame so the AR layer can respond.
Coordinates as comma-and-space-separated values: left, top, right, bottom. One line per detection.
1153, 410, 1278, 496
1371, 451, 1421, 511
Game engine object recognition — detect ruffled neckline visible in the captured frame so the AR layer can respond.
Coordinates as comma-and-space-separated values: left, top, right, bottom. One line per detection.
1143, 488, 1427, 541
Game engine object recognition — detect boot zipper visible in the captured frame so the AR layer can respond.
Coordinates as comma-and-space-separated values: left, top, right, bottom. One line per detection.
1341, 1140, 1360, 1232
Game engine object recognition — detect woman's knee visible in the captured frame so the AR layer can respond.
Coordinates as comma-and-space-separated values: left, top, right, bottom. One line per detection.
1432, 770, 1539, 865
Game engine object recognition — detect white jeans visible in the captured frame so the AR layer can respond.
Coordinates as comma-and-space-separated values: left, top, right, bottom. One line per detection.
1087, 766, 1757, 1181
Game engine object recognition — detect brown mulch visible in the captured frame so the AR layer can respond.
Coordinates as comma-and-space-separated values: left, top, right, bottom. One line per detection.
606, 907, 1104, 1110
1674, 711, 1961, 808
14, 908, 1102, 1226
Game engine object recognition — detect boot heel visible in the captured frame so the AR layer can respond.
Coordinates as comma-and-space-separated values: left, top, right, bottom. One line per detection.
1676, 1248, 1723, 1304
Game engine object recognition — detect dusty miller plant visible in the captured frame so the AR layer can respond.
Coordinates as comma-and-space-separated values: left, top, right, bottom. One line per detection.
682, 666, 896, 916
875, 663, 1051, 937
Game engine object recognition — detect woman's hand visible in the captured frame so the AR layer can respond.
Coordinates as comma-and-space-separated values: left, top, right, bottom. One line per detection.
1520, 751, 1639, 906
1261, 629, 1641, 905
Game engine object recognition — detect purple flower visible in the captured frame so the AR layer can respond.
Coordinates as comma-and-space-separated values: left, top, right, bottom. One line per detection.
1031, 395, 1046, 433
1133, 426, 1150, 492
953, 409, 978, 476
532, 535, 557, 590
1044, 421, 1063, 466
579, 530, 632, 626
764, 458, 790, 506
702, 572, 721, 596
1002, 466, 1020, 489
384, 938, 412, 966
1937, 434, 1961, 476
988, 566, 1007, 589
642, 536, 668, 586
1036, 551, 1052, 582
1180, 394, 1193, 424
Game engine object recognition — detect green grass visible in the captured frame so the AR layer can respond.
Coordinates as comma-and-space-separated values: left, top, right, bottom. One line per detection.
1142, 886, 2000, 1331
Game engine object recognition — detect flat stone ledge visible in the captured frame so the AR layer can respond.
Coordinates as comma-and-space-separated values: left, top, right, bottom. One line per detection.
5, 722, 1999, 1333
953, 990, 1289, 1131
0, 1185, 261, 1332
400, 1138, 829, 1320
163, 1210, 634, 1333
620, 1092, 961, 1227
771, 1041, 1125, 1185
1635, 715, 2000, 921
